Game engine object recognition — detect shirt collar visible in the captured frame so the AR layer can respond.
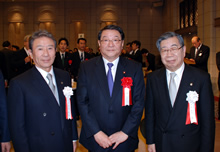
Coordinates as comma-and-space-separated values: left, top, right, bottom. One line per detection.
166, 62, 185, 78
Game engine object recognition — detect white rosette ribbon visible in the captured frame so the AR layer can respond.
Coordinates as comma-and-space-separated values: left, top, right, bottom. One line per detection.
63, 86, 73, 120
186, 91, 199, 125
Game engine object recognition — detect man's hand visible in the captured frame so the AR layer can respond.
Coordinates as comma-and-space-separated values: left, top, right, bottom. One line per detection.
147, 144, 156, 152
109, 131, 128, 149
24, 56, 31, 63
1, 142, 11, 152
94, 131, 112, 149
72, 141, 77, 152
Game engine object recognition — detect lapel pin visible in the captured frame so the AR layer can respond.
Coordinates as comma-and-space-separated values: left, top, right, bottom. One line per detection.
123, 71, 126, 74
190, 83, 193, 86
61, 82, 63, 84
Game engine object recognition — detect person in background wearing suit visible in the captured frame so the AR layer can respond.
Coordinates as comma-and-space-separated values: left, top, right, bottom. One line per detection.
77, 25, 145, 152
13, 35, 32, 76
0, 41, 14, 85
216, 51, 220, 120
71, 38, 91, 81
188, 36, 210, 72
7, 30, 78, 152
141, 48, 155, 71
145, 32, 215, 152
53, 38, 73, 76
0, 70, 11, 152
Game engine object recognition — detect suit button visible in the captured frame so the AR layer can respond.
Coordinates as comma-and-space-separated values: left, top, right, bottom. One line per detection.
43, 113, 47, 117
163, 131, 167, 134
109, 107, 113, 113
181, 134, 185, 138
51, 132, 55, 136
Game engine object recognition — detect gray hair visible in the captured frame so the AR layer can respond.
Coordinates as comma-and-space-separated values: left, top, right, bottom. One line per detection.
156, 32, 184, 52
24, 35, 31, 42
29, 30, 57, 51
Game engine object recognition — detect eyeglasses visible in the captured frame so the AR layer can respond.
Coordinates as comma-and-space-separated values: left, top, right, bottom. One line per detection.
160, 46, 183, 54
100, 39, 122, 45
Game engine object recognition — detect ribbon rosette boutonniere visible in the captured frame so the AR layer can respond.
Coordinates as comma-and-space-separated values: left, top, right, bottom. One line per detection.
63, 86, 74, 120
185, 91, 199, 125
68, 60, 72, 65
121, 77, 133, 106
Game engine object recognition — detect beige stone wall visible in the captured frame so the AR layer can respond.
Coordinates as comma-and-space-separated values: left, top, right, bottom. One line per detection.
0, 0, 163, 55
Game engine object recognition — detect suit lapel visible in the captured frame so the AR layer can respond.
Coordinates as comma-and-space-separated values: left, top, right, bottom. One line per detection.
157, 68, 173, 111
166, 65, 193, 128
95, 56, 111, 100
31, 67, 60, 111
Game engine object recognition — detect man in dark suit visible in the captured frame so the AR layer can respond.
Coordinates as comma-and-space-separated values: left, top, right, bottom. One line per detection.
71, 38, 91, 81
0, 70, 11, 152
0, 41, 14, 85
145, 32, 215, 152
77, 25, 145, 152
188, 36, 210, 72
141, 48, 155, 71
7, 30, 78, 152
216, 51, 220, 120
53, 38, 73, 76
13, 35, 32, 76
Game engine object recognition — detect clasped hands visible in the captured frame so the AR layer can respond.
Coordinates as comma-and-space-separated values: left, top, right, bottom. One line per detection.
94, 131, 128, 149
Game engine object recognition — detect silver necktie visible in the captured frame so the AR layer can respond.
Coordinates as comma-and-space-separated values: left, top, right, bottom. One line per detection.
47, 73, 55, 94
169, 72, 177, 107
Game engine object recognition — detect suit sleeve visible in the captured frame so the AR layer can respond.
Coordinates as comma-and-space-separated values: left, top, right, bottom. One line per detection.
7, 79, 30, 152
0, 70, 10, 142
199, 74, 215, 152
121, 63, 145, 138
77, 63, 101, 138
145, 74, 155, 144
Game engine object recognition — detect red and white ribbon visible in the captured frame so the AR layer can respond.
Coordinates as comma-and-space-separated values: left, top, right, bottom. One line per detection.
185, 91, 199, 125
121, 77, 133, 106
63, 86, 73, 120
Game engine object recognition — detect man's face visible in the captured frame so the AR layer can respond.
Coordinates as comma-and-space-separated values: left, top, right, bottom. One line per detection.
126, 45, 132, 53
29, 37, 56, 72
160, 37, 185, 72
98, 29, 124, 62
77, 40, 86, 51
191, 37, 200, 48
132, 43, 138, 50
58, 40, 67, 53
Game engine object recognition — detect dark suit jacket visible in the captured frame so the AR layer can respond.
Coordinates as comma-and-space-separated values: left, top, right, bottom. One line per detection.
8, 67, 78, 152
125, 49, 142, 64
0, 48, 15, 82
216, 52, 220, 90
13, 47, 32, 76
77, 56, 145, 152
189, 44, 210, 72
71, 51, 91, 80
0, 70, 10, 144
145, 64, 215, 152
53, 52, 73, 75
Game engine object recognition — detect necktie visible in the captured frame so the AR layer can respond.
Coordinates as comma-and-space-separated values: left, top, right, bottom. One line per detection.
61, 53, 65, 66
80, 52, 83, 62
47, 73, 56, 95
107, 63, 114, 97
169, 72, 177, 107
46, 73, 60, 105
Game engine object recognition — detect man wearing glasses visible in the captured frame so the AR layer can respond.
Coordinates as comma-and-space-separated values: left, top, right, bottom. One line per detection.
145, 32, 215, 152
77, 25, 145, 152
